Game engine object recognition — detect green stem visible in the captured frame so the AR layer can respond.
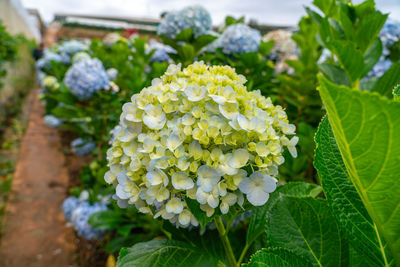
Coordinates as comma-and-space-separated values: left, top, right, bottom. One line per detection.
214, 216, 237, 267
237, 244, 249, 266
352, 79, 360, 90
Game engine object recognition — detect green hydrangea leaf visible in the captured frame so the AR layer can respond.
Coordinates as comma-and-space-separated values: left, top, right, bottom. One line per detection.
319, 62, 350, 86
266, 196, 347, 266
314, 116, 393, 266
318, 76, 400, 264
331, 41, 365, 84
116, 239, 221, 267
186, 198, 215, 230
371, 62, 400, 97
246, 182, 322, 246
243, 247, 313, 267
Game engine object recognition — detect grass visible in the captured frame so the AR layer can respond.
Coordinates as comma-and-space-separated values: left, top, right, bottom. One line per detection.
0, 41, 35, 235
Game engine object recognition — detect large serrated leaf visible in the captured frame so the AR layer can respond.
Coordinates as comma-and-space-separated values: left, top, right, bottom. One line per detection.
318, 76, 400, 264
243, 247, 313, 267
116, 239, 221, 267
314, 116, 392, 266
246, 182, 322, 246
266, 196, 347, 267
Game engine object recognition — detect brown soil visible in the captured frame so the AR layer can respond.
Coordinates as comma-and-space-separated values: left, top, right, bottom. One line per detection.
0, 89, 77, 267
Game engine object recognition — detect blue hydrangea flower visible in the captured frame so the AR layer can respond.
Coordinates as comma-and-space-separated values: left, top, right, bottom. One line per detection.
63, 58, 109, 100
148, 40, 176, 62
157, 5, 212, 39
60, 52, 71, 64
58, 40, 88, 55
71, 138, 96, 156
217, 24, 261, 55
44, 115, 63, 128
36, 50, 63, 70
72, 52, 91, 64
36, 70, 46, 87
367, 19, 400, 78
106, 68, 118, 80
70, 201, 108, 240
62, 196, 80, 221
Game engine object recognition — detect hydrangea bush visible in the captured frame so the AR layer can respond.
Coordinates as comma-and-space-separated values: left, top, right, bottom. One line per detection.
263, 29, 298, 73
36, 50, 63, 71
63, 58, 110, 100
105, 62, 297, 228
62, 193, 108, 240
157, 5, 212, 39
215, 23, 262, 54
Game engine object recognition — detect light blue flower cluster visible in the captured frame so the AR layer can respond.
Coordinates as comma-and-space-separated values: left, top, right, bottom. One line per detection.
71, 138, 96, 156
157, 5, 212, 39
44, 115, 63, 128
106, 68, 118, 80
214, 24, 262, 55
148, 40, 176, 62
367, 20, 400, 78
36, 50, 63, 70
62, 194, 108, 240
63, 58, 110, 100
58, 40, 88, 55
62, 196, 80, 220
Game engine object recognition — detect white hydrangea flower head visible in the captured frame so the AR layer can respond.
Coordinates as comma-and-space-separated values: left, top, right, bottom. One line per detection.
105, 61, 297, 227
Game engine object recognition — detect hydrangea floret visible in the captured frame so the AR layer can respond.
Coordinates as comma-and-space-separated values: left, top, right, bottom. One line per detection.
72, 52, 91, 64
58, 40, 88, 55
148, 40, 176, 62
105, 62, 297, 228
44, 115, 63, 128
42, 76, 59, 89
106, 68, 118, 80
71, 138, 96, 156
157, 5, 212, 39
63, 58, 110, 100
217, 23, 261, 54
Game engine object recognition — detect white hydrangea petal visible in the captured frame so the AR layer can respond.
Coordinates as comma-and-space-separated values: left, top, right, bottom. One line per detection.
178, 210, 191, 225
228, 149, 249, 168
104, 171, 116, 184
167, 134, 183, 151
197, 165, 221, 192
196, 187, 208, 204
207, 194, 219, 208
238, 177, 253, 194
246, 188, 269, 206
143, 113, 166, 129
172, 172, 194, 190
262, 175, 277, 193
219, 102, 239, 119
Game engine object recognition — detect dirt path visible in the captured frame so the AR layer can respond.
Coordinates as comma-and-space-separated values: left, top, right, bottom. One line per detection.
0, 89, 76, 267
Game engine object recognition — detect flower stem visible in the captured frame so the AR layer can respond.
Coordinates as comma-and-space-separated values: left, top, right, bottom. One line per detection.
214, 216, 237, 267
237, 244, 249, 266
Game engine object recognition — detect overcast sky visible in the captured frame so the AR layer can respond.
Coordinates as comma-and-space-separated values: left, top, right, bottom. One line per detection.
21, 0, 400, 26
